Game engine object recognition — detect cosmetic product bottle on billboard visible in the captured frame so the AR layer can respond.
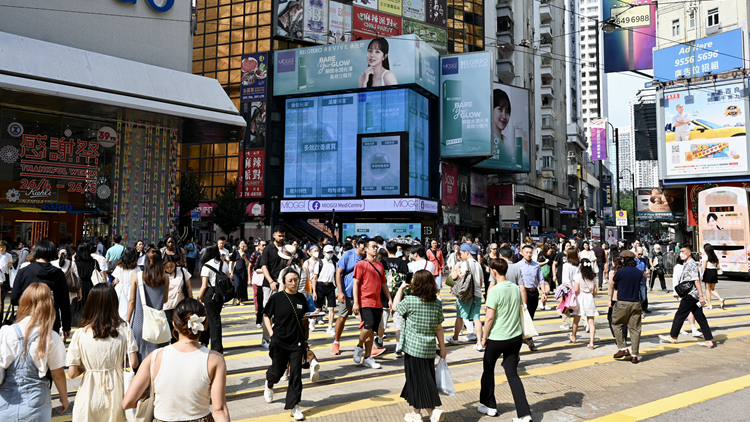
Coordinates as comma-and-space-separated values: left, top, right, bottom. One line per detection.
442, 80, 462, 145
298, 56, 307, 90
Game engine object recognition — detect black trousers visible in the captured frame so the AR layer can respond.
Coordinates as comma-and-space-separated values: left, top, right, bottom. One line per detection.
201, 290, 223, 353
607, 301, 628, 340
597, 263, 605, 288
255, 286, 264, 325
669, 295, 714, 340
479, 335, 531, 418
526, 289, 539, 320
266, 342, 304, 410
187, 257, 196, 274
650, 271, 666, 290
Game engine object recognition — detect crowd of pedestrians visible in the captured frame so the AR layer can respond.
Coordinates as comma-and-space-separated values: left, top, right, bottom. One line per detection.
0, 230, 730, 422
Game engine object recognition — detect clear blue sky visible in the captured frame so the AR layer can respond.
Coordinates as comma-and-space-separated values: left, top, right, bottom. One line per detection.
606, 72, 652, 128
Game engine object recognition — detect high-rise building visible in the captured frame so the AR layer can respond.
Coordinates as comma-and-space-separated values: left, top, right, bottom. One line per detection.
577, 0, 607, 147
616, 125, 635, 191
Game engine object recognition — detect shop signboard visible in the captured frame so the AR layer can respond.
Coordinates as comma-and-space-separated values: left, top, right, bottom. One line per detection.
653, 29, 744, 82
329, 2, 352, 43
403, 0, 425, 21
470, 172, 487, 207
352, 8, 402, 39
280, 197, 438, 213
636, 188, 685, 220
602, 174, 612, 217
303, 0, 329, 44
379, 0, 402, 16
240, 53, 268, 101
425, 0, 446, 27
488, 184, 514, 206
616, 210, 627, 226
602, 0, 656, 72
273, 34, 439, 97
403, 20, 447, 52
659, 81, 748, 179
239, 149, 264, 198
440, 51, 493, 158
475, 82, 530, 171
441, 163, 458, 206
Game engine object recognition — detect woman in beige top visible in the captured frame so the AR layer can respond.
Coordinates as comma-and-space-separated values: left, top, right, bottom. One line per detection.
163, 259, 192, 343
123, 298, 229, 422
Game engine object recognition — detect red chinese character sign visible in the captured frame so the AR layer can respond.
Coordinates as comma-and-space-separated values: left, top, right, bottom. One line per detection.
239, 150, 265, 198
352, 8, 402, 39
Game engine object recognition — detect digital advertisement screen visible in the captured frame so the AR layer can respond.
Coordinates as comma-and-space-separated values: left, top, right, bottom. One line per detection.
636, 188, 685, 220
476, 82, 530, 172
284, 88, 429, 198
284, 94, 358, 197
660, 82, 748, 179
360, 134, 401, 196
342, 222, 421, 239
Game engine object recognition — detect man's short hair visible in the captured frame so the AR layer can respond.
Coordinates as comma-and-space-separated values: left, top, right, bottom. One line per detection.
386, 240, 398, 254
372, 236, 384, 245
681, 244, 693, 252
273, 226, 285, 234
498, 246, 513, 259
411, 245, 426, 258
218, 236, 226, 241
356, 236, 368, 245
521, 244, 533, 251
113, 235, 122, 244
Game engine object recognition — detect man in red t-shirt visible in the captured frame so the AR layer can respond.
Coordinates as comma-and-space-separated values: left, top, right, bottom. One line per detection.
352, 239, 392, 369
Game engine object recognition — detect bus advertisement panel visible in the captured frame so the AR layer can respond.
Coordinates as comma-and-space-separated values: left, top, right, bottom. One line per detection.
698, 187, 750, 274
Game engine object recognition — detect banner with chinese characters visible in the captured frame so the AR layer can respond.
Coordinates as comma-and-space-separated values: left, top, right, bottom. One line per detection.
353, 0, 378, 11
329, 2, 352, 43
654, 29, 743, 82
240, 53, 268, 101
240, 149, 265, 198
441, 163, 458, 206
403, 0, 425, 21
590, 118, 607, 161
352, 8, 402, 39
379, 0, 401, 16
425, 0, 446, 26
403, 20, 446, 52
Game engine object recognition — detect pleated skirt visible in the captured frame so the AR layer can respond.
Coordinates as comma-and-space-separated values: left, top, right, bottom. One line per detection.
400, 353, 442, 410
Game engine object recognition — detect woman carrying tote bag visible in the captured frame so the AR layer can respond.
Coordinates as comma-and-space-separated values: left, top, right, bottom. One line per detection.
127, 249, 170, 363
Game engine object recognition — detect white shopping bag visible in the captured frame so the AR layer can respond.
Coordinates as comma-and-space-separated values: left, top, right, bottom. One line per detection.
436, 358, 456, 396
520, 306, 539, 338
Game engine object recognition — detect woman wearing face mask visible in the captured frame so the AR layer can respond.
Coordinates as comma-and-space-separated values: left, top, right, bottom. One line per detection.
230, 240, 250, 306
313, 246, 338, 336
303, 246, 320, 332
134, 240, 146, 270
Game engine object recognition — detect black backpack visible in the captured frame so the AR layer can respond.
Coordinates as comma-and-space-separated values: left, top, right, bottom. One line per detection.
205, 262, 235, 303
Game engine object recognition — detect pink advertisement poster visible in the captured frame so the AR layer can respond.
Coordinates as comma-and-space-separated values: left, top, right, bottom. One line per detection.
442, 163, 458, 206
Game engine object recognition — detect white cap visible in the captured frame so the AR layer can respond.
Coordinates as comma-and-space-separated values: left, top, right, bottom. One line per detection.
323, 245, 334, 252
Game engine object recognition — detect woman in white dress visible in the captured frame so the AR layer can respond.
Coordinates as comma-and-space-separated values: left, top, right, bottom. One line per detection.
579, 242, 598, 275
569, 258, 599, 349
67, 284, 138, 422
111, 248, 141, 322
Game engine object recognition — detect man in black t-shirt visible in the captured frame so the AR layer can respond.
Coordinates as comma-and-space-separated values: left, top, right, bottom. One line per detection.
259, 226, 287, 347
377, 241, 411, 356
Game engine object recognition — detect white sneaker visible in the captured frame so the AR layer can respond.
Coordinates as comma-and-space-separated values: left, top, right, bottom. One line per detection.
445, 335, 458, 345
559, 324, 569, 330
280, 371, 289, 381
473, 344, 484, 352
585, 324, 590, 333
310, 359, 320, 383
264, 381, 274, 403
692, 330, 703, 337
353, 346, 364, 364
465, 333, 477, 342
309, 319, 316, 332
477, 404, 497, 416
261, 339, 270, 349
362, 356, 381, 369
291, 405, 305, 420
679, 329, 689, 335
430, 409, 445, 422
513, 416, 533, 422
326, 325, 335, 336
404, 412, 422, 422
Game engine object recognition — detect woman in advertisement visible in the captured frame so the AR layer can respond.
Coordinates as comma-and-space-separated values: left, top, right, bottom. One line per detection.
359, 38, 398, 88
492, 89, 515, 169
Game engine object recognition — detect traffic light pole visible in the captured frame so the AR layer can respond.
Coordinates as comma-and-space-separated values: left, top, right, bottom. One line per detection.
332, 208, 337, 246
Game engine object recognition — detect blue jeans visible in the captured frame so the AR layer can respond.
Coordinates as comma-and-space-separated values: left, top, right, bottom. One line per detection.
639, 280, 648, 311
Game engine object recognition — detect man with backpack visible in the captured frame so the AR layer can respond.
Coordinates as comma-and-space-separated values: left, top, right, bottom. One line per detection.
447, 243, 484, 352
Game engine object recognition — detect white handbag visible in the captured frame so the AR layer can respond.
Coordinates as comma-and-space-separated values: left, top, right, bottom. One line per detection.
137, 280, 171, 344
92, 262, 106, 285
519, 305, 539, 338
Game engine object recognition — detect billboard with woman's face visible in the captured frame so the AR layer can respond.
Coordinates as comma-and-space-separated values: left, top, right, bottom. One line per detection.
273, 34, 439, 97
476, 83, 530, 172
698, 187, 750, 273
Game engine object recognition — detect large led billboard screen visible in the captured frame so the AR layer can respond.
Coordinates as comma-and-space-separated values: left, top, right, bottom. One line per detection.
659, 81, 748, 180
602, 0, 656, 72
284, 89, 430, 198
475, 82, 530, 172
